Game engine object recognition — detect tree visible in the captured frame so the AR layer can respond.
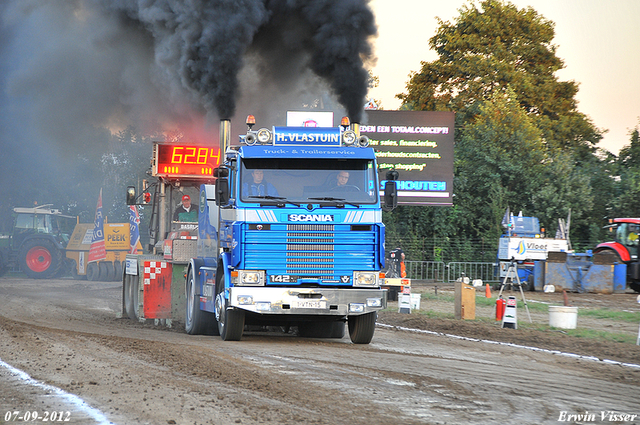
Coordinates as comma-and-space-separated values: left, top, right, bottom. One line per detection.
612, 126, 640, 218
387, 0, 613, 259
397, 0, 603, 152
455, 88, 547, 239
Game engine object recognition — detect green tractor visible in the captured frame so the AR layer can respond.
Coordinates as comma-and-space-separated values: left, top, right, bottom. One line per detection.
0, 205, 76, 279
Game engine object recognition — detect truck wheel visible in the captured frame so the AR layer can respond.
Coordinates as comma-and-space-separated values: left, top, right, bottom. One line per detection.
131, 274, 139, 320
19, 239, 63, 279
100, 262, 114, 281
69, 260, 86, 280
123, 274, 134, 320
87, 262, 100, 281
629, 281, 640, 293
215, 273, 244, 341
185, 266, 219, 335
0, 252, 8, 277
348, 312, 377, 344
123, 274, 131, 317
124, 274, 140, 320
113, 261, 123, 281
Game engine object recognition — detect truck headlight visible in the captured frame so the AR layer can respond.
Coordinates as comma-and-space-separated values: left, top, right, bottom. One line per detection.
237, 270, 265, 286
366, 298, 382, 307
255, 302, 271, 311
353, 271, 378, 287
237, 295, 254, 305
349, 303, 365, 313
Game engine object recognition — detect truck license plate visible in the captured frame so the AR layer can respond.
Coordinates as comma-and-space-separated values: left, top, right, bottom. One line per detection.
294, 300, 327, 309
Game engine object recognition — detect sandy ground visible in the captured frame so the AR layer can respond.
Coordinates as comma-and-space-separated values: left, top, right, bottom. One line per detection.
0, 277, 639, 425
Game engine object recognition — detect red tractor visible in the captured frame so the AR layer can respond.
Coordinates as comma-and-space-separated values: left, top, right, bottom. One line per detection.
593, 218, 640, 293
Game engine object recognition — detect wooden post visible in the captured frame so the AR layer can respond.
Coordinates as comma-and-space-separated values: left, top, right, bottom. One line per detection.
455, 280, 476, 320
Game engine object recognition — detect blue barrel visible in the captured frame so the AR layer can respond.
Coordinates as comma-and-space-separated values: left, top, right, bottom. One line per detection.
613, 263, 627, 292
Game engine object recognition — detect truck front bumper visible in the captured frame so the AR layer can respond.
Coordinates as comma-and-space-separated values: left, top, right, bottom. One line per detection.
229, 287, 387, 316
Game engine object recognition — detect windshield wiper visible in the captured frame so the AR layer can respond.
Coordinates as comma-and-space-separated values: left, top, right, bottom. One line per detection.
307, 197, 359, 208
248, 195, 300, 207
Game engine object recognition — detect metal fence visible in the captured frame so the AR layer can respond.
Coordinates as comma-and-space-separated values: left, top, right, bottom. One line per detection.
405, 260, 500, 284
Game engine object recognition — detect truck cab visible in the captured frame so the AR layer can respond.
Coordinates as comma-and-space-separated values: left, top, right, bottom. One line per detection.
187, 117, 392, 343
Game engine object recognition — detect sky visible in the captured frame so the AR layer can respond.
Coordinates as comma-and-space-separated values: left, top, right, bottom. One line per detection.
368, 0, 640, 154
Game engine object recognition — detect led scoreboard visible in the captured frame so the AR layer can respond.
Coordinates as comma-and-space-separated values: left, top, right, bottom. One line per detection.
152, 143, 220, 179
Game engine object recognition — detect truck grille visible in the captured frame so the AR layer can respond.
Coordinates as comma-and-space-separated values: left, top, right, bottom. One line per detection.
243, 223, 378, 281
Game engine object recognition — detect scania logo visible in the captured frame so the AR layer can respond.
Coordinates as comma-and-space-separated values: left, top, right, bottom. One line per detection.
288, 214, 334, 222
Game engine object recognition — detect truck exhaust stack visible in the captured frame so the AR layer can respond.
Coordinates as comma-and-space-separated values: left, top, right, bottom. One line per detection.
352, 122, 369, 147
219, 119, 231, 154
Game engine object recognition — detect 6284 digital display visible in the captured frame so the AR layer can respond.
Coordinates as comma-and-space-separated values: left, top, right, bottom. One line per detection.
152, 143, 220, 179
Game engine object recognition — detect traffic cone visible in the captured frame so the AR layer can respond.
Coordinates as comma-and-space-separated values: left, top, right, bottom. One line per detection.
485, 283, 492, 298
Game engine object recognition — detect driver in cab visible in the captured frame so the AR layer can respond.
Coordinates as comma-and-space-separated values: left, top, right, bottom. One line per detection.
329, 170, 359, 192
336, 171, 350, 187
627, 224, 639, 246
243, 169, 279, 197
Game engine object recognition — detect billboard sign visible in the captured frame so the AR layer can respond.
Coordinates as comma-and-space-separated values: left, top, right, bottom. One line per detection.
360, 111, 455, 206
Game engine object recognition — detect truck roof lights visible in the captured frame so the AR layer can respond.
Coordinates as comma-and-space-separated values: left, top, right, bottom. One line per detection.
239, 115, 367, 148
342, 129, 357, 146
243, 127, 273, 146
256, 128, 272, 144
246, 114, 256, 129
245, 132, 257, 145
357, 135, 370, 147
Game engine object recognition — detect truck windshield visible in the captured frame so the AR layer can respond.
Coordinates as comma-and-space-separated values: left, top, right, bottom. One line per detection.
240, 158, 378, 205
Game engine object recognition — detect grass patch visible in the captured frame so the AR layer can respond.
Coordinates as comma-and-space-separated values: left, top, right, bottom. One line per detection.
579, 308, 640, 323
474, 294, 550, 313
415, 310, 455, 319
420, 292, 455, 303
418, 291, 549, 313
381, 306, 454, 319
555, 328, 637, 344
388, 292, 640, 338
382, 301, 639, 344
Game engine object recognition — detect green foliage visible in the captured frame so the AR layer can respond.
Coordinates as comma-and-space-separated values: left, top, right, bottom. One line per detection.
398, 0, 602, 151
386, 0, 623, 260
612, 127, 640, 218
456, 88, 546, 238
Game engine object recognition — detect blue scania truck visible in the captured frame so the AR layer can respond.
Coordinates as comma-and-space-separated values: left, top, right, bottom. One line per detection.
124, 116, 396, 344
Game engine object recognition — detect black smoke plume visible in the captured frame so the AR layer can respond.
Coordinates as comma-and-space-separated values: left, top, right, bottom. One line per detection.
103, 0, 377, 121
0, 0, 376, 221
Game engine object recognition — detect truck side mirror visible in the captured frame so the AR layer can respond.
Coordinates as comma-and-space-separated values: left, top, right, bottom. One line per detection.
383, 181, 397, 211
215, 178, 229, 206
126, 186, 136, 205
383, 170, 399, 211
214, 167, 229, 178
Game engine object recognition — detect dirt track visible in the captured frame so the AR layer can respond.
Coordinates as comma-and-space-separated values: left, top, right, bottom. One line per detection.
0, 277, 639, 425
